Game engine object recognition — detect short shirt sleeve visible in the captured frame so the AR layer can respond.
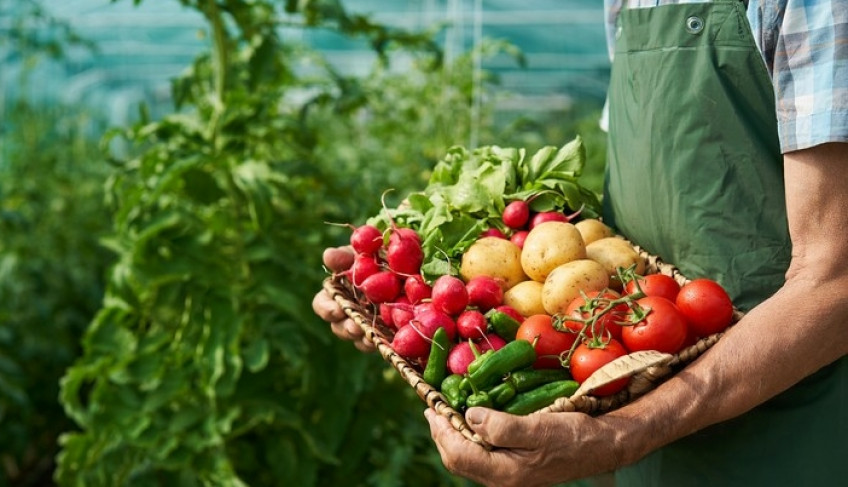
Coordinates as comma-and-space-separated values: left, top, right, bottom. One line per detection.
748, 0, 848, 152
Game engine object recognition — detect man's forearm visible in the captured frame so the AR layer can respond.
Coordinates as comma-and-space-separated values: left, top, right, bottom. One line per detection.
604, 143, 848, 466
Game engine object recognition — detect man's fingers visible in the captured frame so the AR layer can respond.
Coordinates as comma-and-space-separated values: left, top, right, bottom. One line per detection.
312, 290, 348, 322
465, 408, 539, 449
425, 409, 497, 486
323, 246, 355, 273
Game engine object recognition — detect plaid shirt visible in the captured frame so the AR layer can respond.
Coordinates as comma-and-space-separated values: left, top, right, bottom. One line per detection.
604, 0, 848, 152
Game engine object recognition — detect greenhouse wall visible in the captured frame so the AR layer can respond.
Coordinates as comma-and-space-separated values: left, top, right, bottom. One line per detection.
1, 0, 611, 127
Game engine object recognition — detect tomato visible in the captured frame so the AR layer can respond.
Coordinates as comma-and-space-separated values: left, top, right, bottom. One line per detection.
563, 290, 626, 342
676, 279, 734, 338
569, 339, 630, 396
515, 314, 577, 369
624, 274, 681, 302
621, 296, 687, 354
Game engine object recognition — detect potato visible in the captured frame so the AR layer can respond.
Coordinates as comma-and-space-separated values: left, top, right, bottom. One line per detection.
575, 218, 614, 245
460, 237, 527, 290
520, 221, 587, 282
542, 259, 610, 315
586, 237, 646, 289
503, 280, 546, 317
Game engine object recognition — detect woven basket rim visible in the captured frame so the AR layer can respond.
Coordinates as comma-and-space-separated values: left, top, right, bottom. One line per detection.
322, 238, 743, 449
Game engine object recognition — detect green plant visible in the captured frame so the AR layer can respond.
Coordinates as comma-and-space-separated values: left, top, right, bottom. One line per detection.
55, 1, 491, 485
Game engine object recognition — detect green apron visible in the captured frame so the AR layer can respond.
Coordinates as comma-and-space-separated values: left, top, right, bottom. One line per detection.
603, 0, 848, 485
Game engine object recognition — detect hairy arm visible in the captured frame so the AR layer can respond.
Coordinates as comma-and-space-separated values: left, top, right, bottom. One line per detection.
426, 142, 848, 487
607, 142, 848, 463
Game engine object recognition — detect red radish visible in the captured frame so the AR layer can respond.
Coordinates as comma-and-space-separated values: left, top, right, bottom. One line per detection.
502, 200, 530, 229
465, 275, 504, 311
414, 301, 436, 316
447, 341, 477, 375
392, 227, 421, 244
350, 224, 384, 254
510, 230, 529, 249
456, 309, 488, 340
431, 275, 469, 316
386, 232, 423, 275
392, 323, 432, 358
348, 253, 381, 287
479, 333, 507, 353
359, 271, 401, 303
412, 309, 457, 341
479, 228, 507, 239
404, 274, 432, 304
391, 302, 415, 329
445, 334, 507, 374
392, 309, 457, 359
494, 305, 524, 324
529, 211, 569, 229
379, 303, 395, 328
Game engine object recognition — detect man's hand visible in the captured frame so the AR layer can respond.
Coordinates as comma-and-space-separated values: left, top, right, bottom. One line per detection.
311, 246, 376, 352
424, 406, 624, 487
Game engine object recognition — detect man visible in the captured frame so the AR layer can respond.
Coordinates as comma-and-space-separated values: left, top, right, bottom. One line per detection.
314, 0, 848, 485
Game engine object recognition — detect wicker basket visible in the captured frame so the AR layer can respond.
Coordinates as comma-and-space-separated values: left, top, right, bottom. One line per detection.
322, 239, 744, 449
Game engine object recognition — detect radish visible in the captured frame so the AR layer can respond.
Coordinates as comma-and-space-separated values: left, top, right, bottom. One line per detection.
414, 301, 436, 316
502, 200, 530, 229
413, 309, 457, 342
350, 224, 384, 255
359, 270, 401, 304
479, 333, 507, 354
456, 309, 488, 340
529, 211, 569, 229
510, 230, 529, 249
393, 309, 457, 359
404, 274, 432, 304
446, 334, 506, 374
379, 303, 395, 328
386, 230, 423, 275
479, 228, 507, 239
530, 206, 584, 228
446, 341, 477, 375
465, 275, 504, 311
392, 323, 432, 359
349, 253, 381, 287
431, 275, 469, 316
494, 305, 524, 324
390, 301, 415, 329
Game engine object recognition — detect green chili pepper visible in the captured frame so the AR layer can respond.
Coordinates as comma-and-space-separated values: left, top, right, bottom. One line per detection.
466, 349, 494, 376
507, 368, 572, 392
488, 381, 517, 408
423, 327, 450, 386
466, 339, 536, 391
466, 391, 493, 408
486, 309, 522, 342
502, 380, 579, 415
440, 374, 468, 411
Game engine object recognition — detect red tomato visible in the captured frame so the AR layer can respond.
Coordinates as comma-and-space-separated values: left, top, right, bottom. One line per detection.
563, 290, 626, 342
622, 296, 687, 354
624, 274, 681, 302
569, 339, 630, 396
676, 279, 734, 338
515, 314, 577, 369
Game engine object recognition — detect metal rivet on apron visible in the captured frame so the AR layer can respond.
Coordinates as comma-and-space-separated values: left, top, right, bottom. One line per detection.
685, 16, 705, 34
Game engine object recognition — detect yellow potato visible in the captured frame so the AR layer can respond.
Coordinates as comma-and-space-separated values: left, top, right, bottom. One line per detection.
586, 237, 646, 289
520, 221, 587, 282
542, 259, 610, 315
575, 218, 614, 245
460, 237, 527, 290
503, 280, 546, 317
